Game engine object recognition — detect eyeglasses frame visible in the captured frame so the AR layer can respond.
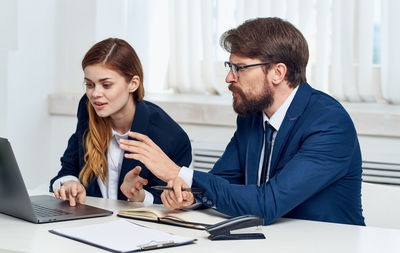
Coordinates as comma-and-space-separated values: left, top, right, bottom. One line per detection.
224, 61, 271, 80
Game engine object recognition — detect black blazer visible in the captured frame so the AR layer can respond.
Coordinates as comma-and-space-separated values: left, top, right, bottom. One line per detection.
49, 95, 192, 204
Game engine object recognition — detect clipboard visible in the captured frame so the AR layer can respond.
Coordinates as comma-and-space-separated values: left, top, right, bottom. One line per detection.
49, 220, 195, 252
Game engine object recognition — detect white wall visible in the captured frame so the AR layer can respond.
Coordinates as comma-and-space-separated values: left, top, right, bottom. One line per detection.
0, 0, 17, 141
1, 0, 58, 189
0, 50, 8, 136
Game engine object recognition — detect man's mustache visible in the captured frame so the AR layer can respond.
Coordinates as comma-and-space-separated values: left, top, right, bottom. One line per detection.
228, 84, 242, 94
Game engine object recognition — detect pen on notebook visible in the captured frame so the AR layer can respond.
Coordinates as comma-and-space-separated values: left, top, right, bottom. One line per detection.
151, 186, 205, 193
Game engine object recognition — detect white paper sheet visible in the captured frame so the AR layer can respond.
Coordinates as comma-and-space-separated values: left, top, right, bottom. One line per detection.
50, 219, 195, 252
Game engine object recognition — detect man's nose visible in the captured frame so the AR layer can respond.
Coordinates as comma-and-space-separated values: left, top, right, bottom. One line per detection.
225, 69, 236, 83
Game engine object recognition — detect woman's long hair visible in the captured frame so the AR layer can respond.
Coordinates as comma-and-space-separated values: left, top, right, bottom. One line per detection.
79, 38, 144, 187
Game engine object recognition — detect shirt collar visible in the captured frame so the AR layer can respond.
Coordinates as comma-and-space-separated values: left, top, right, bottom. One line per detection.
263, 86, 299, 131
111, 129, 129, 142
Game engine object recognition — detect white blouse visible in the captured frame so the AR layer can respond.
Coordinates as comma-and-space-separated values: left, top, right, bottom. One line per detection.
52, 129, 154, 204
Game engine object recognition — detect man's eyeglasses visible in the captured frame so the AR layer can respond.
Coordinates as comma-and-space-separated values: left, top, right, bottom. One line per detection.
224, 61, 270, 80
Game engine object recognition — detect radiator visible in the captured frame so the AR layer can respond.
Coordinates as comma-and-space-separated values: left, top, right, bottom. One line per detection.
192, 148, 224, 172
362, 161, 400, 185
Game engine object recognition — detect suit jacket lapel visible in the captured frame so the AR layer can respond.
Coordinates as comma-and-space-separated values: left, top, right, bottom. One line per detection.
245, 113, 264, 185
269, 83, 313, 176
117, 101, 151, 200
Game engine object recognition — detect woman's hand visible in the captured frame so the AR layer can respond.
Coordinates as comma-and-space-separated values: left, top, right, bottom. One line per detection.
119, 132, 181, 182
54, 180, 86, 206
161, 177, 195, 210
120, 166, 148, 202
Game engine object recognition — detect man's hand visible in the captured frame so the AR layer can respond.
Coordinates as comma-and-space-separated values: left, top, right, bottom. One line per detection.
54, 180, 86, 206
120, 166, 148, 202
161, 176, 195, 210
119, 132, 181, 182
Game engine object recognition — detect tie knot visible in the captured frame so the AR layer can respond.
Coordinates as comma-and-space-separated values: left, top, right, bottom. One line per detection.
264, 122, 275, 132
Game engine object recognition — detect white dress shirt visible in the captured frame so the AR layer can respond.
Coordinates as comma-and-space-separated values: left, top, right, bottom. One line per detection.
180, 86, 299, 187
52, 129, 154, 204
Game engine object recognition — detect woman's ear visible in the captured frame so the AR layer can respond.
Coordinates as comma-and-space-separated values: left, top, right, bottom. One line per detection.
272, 63, 287, 84
128, 75, 140, 93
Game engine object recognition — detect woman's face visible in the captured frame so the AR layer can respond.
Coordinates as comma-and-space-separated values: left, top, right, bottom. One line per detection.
84, 63, 139, 119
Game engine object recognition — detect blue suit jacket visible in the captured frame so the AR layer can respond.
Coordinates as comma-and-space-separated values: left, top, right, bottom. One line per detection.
192, 83, 365, 226
49, 95, 192, 204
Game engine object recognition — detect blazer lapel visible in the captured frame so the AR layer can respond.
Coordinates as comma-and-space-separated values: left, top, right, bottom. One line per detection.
269, 83, 313, 176
117, 101, 151, 200
245, 113, 264, 185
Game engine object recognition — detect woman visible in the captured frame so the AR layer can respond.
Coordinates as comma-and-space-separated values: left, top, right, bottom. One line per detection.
49, 38, 192, 206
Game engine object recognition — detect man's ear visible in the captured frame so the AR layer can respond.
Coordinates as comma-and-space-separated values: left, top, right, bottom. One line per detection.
272, 63, 287, 84
128, 75, 140, 93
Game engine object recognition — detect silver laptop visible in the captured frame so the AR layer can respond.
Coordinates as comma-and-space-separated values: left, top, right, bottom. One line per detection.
0, 137, 113, 223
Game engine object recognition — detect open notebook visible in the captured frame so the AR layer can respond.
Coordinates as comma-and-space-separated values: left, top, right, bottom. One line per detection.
50, 219, 195, 252
118, 205, 230, 230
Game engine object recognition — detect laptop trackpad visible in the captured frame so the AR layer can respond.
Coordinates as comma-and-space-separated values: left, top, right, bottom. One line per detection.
30, 195, 113, 222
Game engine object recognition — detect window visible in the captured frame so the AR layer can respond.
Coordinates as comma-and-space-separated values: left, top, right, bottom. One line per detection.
52, 0, 400, 105
163, 0, 400, 104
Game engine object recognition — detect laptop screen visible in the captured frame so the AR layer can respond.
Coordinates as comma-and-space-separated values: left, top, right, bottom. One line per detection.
0, 137, 37, 221
0, 137, 113, 223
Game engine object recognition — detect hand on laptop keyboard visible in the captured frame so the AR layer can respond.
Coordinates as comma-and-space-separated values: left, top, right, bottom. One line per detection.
54, 180, 87, 206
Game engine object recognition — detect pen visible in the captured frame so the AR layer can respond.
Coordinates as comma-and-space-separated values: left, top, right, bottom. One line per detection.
151, 186, 205, 193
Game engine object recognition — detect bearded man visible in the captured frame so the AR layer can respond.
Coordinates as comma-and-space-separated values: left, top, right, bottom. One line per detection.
124, 17, 365, 226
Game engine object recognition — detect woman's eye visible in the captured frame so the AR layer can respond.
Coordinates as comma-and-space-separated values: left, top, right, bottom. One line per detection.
85, 83, 94, 88
103, 83, 112, 89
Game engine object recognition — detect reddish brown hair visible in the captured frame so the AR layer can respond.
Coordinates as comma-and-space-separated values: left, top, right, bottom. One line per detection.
79, 38, 144, 187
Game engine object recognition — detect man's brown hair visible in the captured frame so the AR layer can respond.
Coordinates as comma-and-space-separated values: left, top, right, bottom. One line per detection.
220, 17, 309, 87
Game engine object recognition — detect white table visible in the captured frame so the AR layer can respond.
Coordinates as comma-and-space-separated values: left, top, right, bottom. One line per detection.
0, 196, 399, 253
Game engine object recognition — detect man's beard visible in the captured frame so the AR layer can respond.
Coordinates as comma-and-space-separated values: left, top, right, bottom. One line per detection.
228, 83, 274, 116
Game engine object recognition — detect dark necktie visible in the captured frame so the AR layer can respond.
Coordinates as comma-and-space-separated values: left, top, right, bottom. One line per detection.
260, 122, 275, 183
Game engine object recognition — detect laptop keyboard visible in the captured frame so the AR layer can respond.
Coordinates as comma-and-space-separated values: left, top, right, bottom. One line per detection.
32, 203, 71, 217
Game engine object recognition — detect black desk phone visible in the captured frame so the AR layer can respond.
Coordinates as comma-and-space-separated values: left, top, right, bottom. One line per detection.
206, 214, 266, 240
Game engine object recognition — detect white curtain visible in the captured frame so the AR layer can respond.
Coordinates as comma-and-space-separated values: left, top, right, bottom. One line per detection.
168, 0, 216, 94
381, 0, 400, 103
166, 0, 400, 105
331, 0, 358, 101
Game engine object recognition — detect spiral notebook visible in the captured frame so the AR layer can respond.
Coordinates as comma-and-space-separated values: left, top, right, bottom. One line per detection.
49, 219, 195, 252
